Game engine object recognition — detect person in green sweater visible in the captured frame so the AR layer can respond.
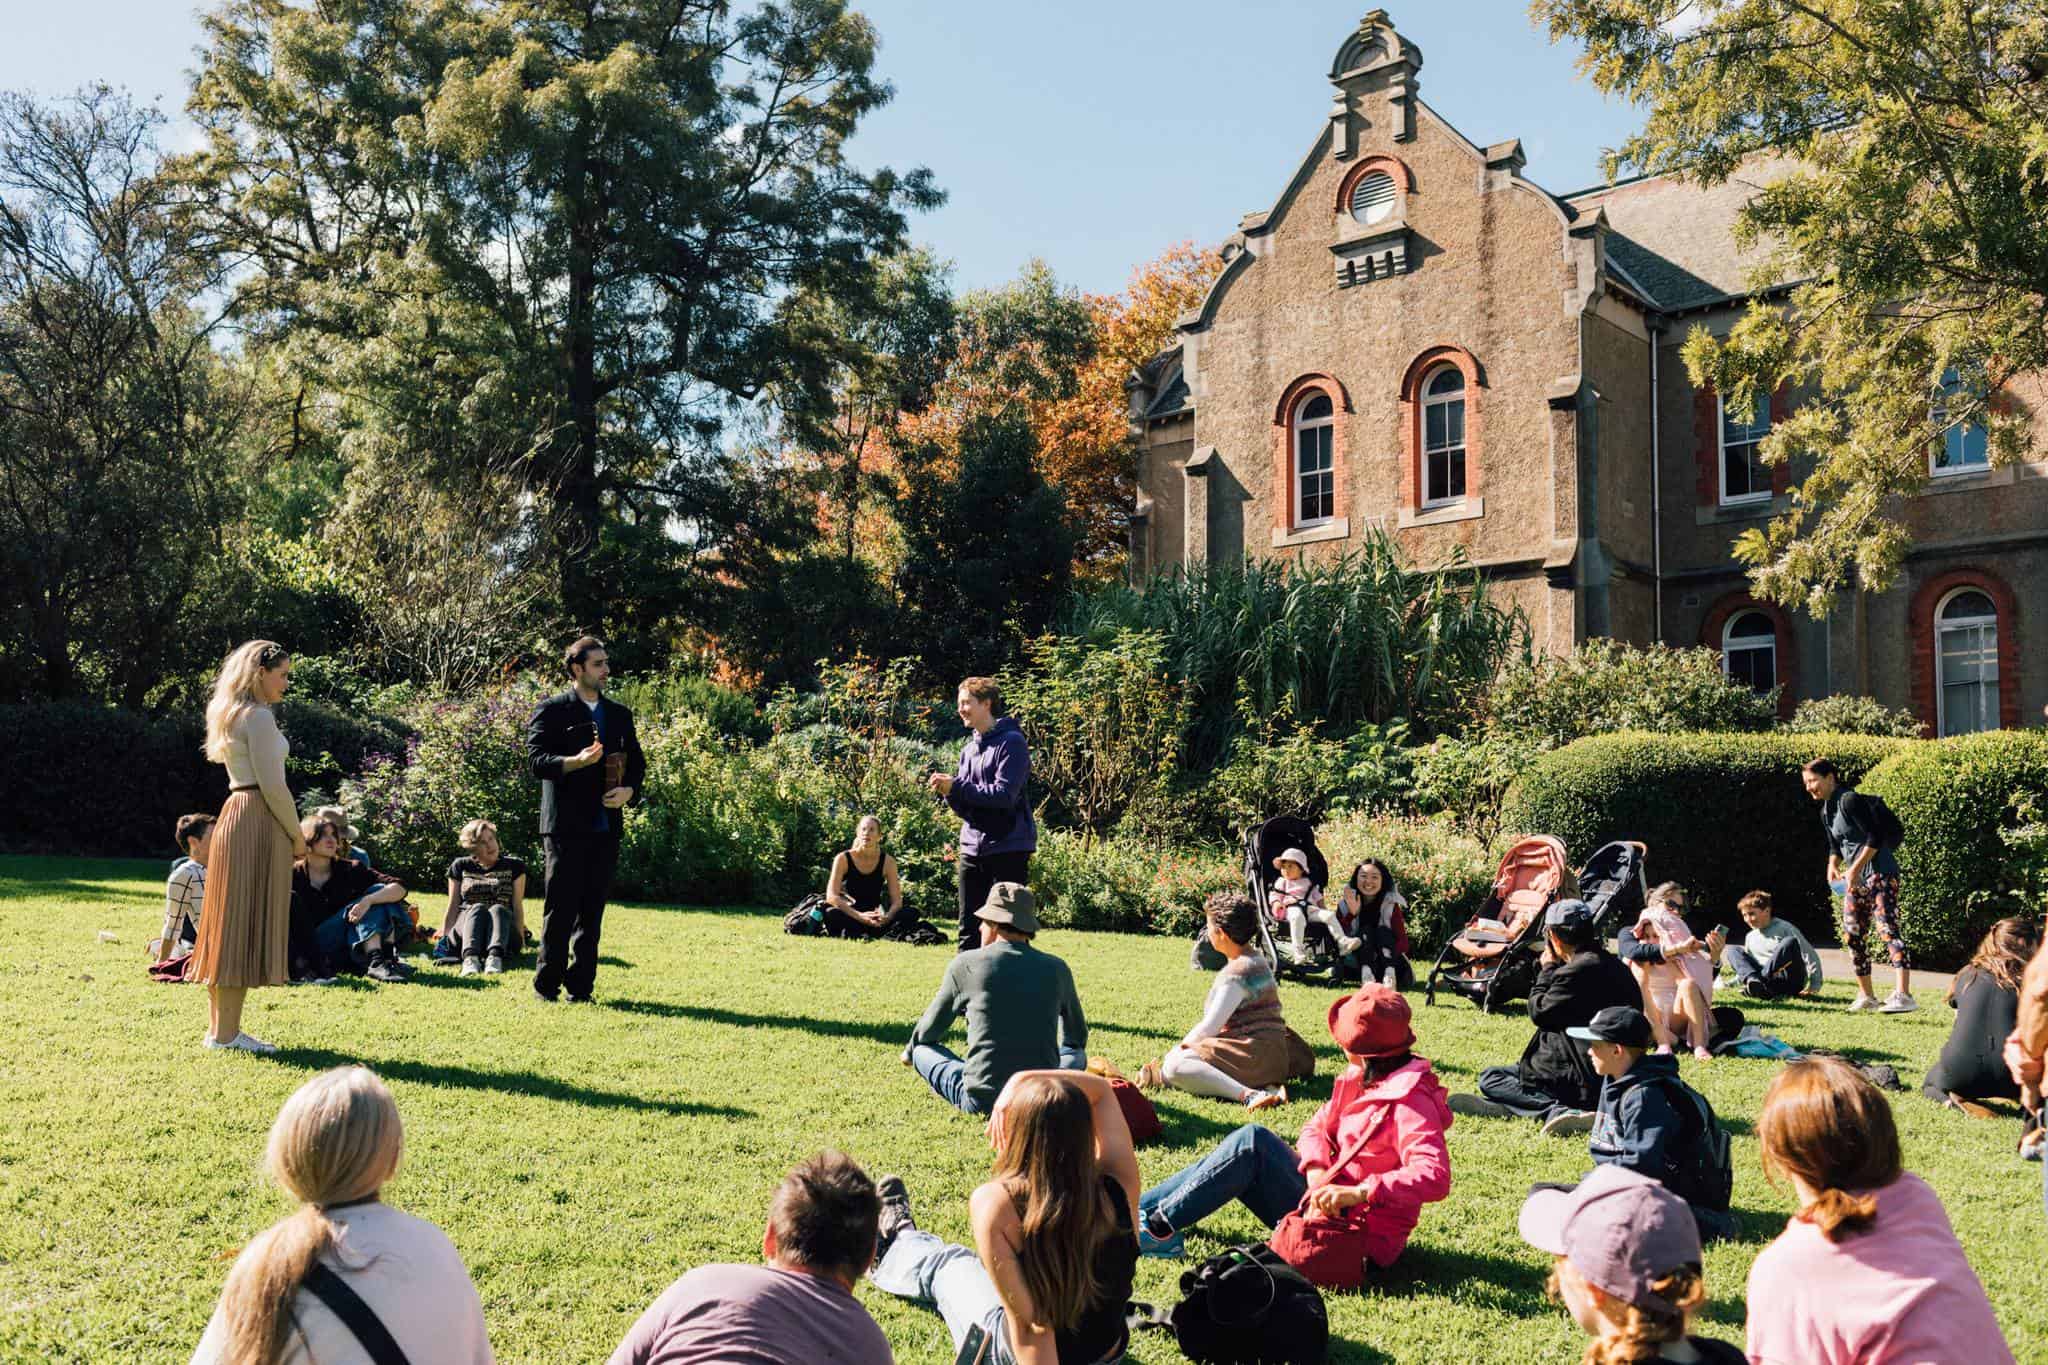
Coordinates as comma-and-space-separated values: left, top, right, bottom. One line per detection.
902, 883, 1087, 1114
1716, 891, 1823, 1001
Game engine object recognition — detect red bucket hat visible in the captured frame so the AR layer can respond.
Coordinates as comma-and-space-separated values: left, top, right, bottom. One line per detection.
1327, 984, 1416, 1058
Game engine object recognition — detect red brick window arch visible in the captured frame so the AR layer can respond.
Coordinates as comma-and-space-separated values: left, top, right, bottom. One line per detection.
1335, 155, 1414, 224
1271, 374, 1350, 532
1911, 568, 2019, 735
1398, 346, 1483, 513
1700, 592, 1797, 719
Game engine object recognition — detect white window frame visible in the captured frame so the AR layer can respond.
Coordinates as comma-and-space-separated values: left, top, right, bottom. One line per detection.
1717, 391, 1772, 505
1930, 368, 1990, 478
1719, 610, 1777, 694
1420, 365, 1467, 509
1292, 392, 1335, 528
1934, 587, 1999, 737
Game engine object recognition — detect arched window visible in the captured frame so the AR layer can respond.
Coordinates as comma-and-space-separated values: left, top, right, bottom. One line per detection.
1936, 588, 1999, 735
1350, 171, 1396, 225
1421, 366, 1466, 507
1932, 367, 1990, 475
1292, 392, 1335, 525
1721, 610, 1777, 693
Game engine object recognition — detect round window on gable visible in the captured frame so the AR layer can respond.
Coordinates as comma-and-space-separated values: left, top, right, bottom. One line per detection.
1350, 170, 1396, 226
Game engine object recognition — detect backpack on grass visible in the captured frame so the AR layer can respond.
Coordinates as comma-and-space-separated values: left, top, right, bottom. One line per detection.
1164, 1244, 1328, 1363
783, 894, 829, 935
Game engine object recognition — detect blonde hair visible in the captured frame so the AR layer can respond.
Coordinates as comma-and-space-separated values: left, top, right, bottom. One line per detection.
215, 1067, 404, 1363
458, 819, 499, 851
205, 641, 286, 763
993, 1075, 1111, 1331
1549, 1258, 1707, 1365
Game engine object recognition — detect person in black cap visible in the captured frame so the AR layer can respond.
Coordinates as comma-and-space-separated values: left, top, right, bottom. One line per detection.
1448, 899, 1641, 1136
1569, 1005, 1734, 1241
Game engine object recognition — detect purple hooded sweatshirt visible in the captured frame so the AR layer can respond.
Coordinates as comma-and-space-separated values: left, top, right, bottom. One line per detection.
948, 715, 1037, 858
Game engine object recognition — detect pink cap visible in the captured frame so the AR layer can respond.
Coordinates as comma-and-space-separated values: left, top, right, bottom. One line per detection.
1517, 1165, 1702, 1313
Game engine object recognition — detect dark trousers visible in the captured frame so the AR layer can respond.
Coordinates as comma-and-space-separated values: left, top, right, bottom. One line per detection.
536, 832, 620, 1000
1724, 937, 1808, 1000
1478, 1064, 1580, 1122
956, 849, 1031, 952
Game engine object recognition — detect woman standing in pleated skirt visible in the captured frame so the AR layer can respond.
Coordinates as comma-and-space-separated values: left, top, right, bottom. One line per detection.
188, 640, 307, 1053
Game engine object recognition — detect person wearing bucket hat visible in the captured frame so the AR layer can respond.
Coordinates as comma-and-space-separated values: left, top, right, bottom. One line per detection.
1134, 985, 1452, 1289
1517, 1165, 1745, 1363
903, 883, 1087, 1115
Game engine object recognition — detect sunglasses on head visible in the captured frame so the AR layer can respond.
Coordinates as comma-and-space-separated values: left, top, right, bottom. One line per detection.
258, 645, 288, 668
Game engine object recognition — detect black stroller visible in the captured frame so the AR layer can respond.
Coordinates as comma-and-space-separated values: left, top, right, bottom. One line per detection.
1426, 838, 1648, 1012
1191, 815, 1331, 977
1577, 840, 1649, 939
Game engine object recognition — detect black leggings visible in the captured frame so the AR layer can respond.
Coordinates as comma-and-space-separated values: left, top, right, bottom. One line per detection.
956, 850, 1031, 951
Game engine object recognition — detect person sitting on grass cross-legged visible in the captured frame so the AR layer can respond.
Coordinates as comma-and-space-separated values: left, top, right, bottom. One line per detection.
1450, 898, 1641, 1136
902, 883, 1085, 1115
1136, 984, 1452, 1290
1566, 1006, 1733, 1242
1716, 890, 1823, 1001
608, 1151, 895, 1365
1140, 891, 1313, 1111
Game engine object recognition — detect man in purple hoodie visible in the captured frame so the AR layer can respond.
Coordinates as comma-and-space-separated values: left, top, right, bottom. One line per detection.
927, 675, 1037, 952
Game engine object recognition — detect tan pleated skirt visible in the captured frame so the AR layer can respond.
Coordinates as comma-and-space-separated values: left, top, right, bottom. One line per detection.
1188, 1026, 1318, 1089
186, 789, 292, 988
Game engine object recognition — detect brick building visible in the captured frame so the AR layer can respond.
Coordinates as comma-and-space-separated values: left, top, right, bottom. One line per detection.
1129, 11, 2043, 735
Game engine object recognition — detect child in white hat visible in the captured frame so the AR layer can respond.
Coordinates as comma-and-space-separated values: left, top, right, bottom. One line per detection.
1269, 847, 1347, 965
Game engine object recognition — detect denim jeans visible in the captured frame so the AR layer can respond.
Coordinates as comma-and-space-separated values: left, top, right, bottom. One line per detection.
871, 1229, 1013, 1360
312, 901, 408, 962
1723, 937, 1808, 999
1141, 1122, 1308, 1232
1477, 1064, 1578, 1121
910, 1045, 1087, 1115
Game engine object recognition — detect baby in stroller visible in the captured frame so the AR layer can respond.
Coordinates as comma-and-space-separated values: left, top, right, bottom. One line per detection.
1630, 882, 1715, 1060
1270, 847, 1345, 966
1336, 858, 1413, 988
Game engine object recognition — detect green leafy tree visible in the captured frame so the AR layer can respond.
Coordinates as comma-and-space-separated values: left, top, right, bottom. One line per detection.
1535, 0, 2048, 612
180, 0, 941, 632
1005, 629, 1186, 834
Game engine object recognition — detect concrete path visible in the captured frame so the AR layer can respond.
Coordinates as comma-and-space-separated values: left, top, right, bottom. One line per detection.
1812, 946, 1953, 998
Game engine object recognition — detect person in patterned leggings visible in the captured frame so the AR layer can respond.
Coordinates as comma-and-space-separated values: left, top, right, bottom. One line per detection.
1801, 758, 1914, 1014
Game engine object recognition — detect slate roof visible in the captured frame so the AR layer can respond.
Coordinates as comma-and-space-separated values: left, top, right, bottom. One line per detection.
1145, 368, 1191, 419
1564, 156, 1802, 311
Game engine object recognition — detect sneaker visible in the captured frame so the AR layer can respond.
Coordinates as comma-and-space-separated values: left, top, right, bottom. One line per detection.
367, 956, 406, 983
461, 957, 483, 977
484, 951, 505, 975
1878, 991, 1919, 1014
203, 1031, 277, 1054
875, 1174, 916, 1258
1245, 1087, 1287, 1112
1337, 935, 1363, 957
1137, 1217, 1184, 1259
1847, 993, 1881, 1012
1447, 1093, 1516, 1120
1541, 1109, 1597, 1138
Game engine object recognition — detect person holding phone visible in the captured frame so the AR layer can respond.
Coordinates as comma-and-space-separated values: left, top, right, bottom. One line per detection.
526, 635, 645, 1003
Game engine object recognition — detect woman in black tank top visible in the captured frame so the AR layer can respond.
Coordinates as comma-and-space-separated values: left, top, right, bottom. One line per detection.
871, 1071, 1139, 1363
822, 816, 904, 938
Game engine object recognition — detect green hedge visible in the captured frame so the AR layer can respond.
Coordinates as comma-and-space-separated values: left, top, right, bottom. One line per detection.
1499, 732, 1908, 946
1862, 731, 2048, 969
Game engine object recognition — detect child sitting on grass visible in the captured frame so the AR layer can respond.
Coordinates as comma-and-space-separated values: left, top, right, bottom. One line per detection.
154, 813, 215, 964
1630, 883, 1715, 1060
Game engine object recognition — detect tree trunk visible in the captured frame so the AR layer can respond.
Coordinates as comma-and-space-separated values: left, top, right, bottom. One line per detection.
558, 117, 604, 629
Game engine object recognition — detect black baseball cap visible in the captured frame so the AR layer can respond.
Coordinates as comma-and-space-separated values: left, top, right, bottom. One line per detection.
1567, 1006, 1654, 1049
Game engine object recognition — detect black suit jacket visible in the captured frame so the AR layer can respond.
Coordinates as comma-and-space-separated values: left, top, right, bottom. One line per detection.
527, 690, 646, 837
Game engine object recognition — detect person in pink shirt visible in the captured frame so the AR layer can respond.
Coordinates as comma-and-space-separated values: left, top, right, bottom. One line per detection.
1745, 1057, 2012, 1365
1135, 984, 1452, 1288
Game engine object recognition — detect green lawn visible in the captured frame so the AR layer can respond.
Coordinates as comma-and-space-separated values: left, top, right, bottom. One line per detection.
0, 855, 2038, 1364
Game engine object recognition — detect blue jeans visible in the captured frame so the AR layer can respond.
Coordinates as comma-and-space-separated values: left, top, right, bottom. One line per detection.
910, 1045, 1087, 1115
1141, 1122, 1307, 1233
871, 1229, 1013, 1361
312, 902, 408, 963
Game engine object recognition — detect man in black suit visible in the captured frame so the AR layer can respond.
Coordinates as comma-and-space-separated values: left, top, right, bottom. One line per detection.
527, 635, 646, 1002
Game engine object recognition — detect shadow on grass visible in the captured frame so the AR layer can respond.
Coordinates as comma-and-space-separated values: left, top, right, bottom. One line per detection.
268, 1046, 751, 1118
402, 971, 494, 991
1151, 1103, 1267, 1150
605, 999, 909, 1048
1368, 1241, 1553, 1309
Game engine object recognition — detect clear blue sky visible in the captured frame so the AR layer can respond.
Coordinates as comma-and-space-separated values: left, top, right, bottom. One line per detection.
3, 2, 1643, 295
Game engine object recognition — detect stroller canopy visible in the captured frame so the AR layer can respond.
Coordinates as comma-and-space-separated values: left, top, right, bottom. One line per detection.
1576, 840, 1647, 931
1248, 815, 1328, 891
1490, 835, 1570, 932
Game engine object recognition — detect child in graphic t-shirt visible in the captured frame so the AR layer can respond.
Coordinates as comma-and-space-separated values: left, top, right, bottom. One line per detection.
439, 818, 528, 975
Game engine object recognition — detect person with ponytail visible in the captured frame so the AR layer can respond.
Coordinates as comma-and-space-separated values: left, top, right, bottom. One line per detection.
1744, 1057, 2011, 1364
869, 1069, 1138, 1364
191, 1066, 493, 1364
1518, 1164, 1744, 1364
188, 640, 307, 1053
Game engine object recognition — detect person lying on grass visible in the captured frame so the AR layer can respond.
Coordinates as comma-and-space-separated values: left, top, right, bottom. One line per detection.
1138, 891, 1311, 1111
1135, 983, 1452, 1290
871, 1069, 1138, 1365
609, 1151, 893, 1365
1519, 1164, 1745, 1364
191, 1066, 492, 1365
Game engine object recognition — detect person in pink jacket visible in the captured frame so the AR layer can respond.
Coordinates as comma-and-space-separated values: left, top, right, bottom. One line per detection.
1135, 984, 1452, 1287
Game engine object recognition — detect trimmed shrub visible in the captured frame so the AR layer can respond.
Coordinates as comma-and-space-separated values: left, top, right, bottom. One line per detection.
1318, 811, 1495, 957
1499, 732, 1908, 943
1030, 832, 1239, 936
1861, 731, 2048, 969
1783, 694, 1926, 738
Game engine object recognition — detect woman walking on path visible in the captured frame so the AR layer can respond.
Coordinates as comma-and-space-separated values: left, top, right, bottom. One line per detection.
187, 640, 306, 1054
929, 676, 1035, 953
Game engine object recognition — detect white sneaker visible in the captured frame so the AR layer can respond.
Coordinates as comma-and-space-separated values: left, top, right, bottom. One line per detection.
1847, 994, 1880, 1012
1337, 935, 1363, 957
1879, 991, 1919, 1014
203, 1031, 277, 1054
461, 958, 482, 976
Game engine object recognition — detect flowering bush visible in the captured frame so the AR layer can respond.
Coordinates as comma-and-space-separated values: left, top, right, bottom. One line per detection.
1318, 810, 1496, 957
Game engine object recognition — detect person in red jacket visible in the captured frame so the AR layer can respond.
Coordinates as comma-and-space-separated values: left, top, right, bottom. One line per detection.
1135, 984, 1452, 1287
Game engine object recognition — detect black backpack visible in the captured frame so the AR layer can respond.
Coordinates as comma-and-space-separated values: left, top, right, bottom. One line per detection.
782, 894, 829, 935
1657, 1078, 1734, 1213
1164, 1244, 1329, 1364
1859, 791, 1906, 851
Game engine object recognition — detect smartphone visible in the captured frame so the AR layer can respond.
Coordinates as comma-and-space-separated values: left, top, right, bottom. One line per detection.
953, 1324, 992, 1365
